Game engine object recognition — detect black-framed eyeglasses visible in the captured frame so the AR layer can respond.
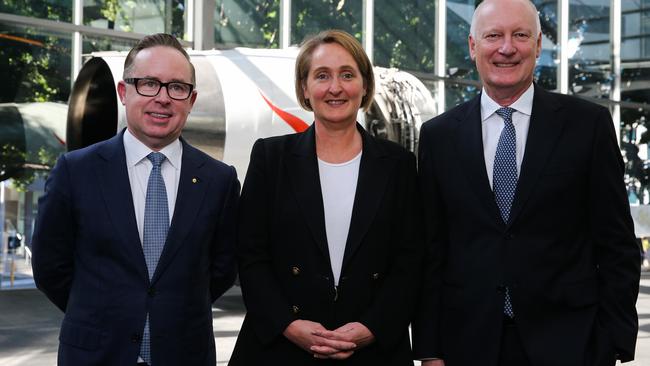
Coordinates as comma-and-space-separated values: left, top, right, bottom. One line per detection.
124, 78, 194, 100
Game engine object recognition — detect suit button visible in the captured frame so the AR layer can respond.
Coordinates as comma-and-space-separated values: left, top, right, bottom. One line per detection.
496, 285, 506, 293
291, 266, 300, 276
291, 305, 300, 314
131, 333, 142, 343
371, 273, 380, 280
506, 233, 515, 240
147, 287, 156, 297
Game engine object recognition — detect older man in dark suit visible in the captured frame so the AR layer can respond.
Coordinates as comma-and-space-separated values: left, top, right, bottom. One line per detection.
32, 33, 239, 366
412, 1, 640, 366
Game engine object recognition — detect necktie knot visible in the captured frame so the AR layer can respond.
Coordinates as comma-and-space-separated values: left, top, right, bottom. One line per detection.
495, 107, 515, 123
147, 152, 166, 168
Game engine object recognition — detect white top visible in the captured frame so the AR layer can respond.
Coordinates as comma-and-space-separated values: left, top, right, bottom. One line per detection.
318, 151, 362, 286
480, 83, 534, 188
123, 129, 182, 245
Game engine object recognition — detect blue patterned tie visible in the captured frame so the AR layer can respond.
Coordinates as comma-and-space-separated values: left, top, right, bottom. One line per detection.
493, 107, 517, 318
140, 152, 169, 364
493, 107, 517, 224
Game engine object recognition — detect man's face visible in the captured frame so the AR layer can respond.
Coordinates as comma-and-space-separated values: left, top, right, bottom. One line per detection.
469, 0, 541, 103
117, 46, 197, 150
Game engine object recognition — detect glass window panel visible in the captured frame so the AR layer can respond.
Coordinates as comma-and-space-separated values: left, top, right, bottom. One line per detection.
0, 0, 72, 22
445, 80, 481, 109
534, 0, 558, 91
83, 0, 186, 39
619, 0, 650, 206
82, 34, 137, 54
446, 0, 476, 82
620, 106, 650, 204
621, 3, 650, 105
0, 24, 71, 104
214, 0, 280, 48
373, 0, 435, 73
0, 26, 69, 289
291, 0, 362, 45
568, 0, 611, 98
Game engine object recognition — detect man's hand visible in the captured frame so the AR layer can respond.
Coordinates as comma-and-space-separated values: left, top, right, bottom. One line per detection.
422, 360, 445, 366
283, 319, 356, 357
310, 321, 375, 358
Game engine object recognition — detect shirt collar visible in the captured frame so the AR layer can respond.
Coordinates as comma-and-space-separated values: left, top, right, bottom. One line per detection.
123, 128, 182, 169
480, 83, 535, 122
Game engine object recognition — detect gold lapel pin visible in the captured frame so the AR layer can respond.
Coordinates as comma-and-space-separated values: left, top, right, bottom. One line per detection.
192, 177, 198, 184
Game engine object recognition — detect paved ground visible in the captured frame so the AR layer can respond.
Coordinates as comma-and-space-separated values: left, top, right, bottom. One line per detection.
1, 274, 649, 365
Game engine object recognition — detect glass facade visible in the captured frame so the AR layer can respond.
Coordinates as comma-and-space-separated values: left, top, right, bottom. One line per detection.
214, 0, 280, 48
1, 1, 650, 289
84, 0, 187, 38
291, 0, 362, 44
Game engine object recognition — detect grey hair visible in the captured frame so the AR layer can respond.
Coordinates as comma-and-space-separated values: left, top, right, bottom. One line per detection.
469, 0, 541, 39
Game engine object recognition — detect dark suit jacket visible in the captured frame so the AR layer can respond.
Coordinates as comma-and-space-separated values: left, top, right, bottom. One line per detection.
32, 131, 239, 366
229, 124, 421, 365
412, 85, 640, 366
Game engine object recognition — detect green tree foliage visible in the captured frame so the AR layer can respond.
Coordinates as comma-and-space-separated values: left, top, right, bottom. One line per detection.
215, 0, 280, 48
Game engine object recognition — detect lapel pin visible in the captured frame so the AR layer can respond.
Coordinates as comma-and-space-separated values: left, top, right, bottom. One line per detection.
192, 177, 198, 184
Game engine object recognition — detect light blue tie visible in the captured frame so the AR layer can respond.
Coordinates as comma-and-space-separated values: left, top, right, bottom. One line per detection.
140, 152, 169, 364
493, 107, 517, 318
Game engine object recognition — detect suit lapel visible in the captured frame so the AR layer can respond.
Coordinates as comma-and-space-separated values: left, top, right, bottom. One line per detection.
95, 132, 149, 281
341, 126, 391, 270
151, 139, 209, 283
508, 86, 564, 226
286, 125, 330, 261
456, 95, 503, 225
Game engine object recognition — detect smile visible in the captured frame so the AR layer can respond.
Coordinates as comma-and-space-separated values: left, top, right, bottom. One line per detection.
494, 62, 519, 67
148, 112, 172, 118
326, 100, 347, 105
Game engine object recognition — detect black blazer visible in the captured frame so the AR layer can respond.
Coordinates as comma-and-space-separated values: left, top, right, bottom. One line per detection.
32, 131, 239, 366
229, 124, 421, 365
412, 85, 640, 366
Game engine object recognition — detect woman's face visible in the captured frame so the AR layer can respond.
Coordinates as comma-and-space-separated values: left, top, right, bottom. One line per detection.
303, 43, 366, 128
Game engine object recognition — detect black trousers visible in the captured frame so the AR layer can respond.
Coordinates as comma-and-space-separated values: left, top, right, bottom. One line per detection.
497, 318, 531, 366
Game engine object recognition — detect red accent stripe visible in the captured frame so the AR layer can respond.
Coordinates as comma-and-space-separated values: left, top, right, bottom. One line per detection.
259, 92, 309, 133
53, 132, 66, 146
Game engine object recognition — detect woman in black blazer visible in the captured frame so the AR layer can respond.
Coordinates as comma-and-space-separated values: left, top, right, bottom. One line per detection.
229, 29, 421, 365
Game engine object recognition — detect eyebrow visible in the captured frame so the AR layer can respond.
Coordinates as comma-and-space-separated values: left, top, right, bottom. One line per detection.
139, 76, 190, 83
311, 65, 357, 73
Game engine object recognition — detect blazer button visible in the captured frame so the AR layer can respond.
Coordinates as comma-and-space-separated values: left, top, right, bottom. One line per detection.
372, 273, 380, 280
496, 285, 506, 293
291, 305, 300, 314
131, 333, 142, 343
147, 287, 156, 297
291, 266, 300, 276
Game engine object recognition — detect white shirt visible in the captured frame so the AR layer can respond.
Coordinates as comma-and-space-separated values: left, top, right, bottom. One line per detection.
123, 129, 182, 245
318, 152, 362, 286
481, 83, 534, 188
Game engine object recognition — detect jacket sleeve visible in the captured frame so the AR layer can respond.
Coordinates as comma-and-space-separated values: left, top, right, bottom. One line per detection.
31, 154, 76, 312
236, 139, 297, 344
359, 149, 424, 350
411, 122, 446, 360
588, 107, 641, 362
210, 165, 240, 302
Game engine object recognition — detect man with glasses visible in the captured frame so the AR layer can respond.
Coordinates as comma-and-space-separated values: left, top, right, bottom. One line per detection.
32, 33, 239, 366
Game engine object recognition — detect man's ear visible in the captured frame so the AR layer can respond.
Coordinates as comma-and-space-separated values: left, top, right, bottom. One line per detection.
469, 35, 477, 61
117, 81, 127, 105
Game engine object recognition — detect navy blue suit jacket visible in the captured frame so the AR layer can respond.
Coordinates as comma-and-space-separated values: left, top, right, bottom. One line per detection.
412, 85, 640, 366
32, 131, 239, 366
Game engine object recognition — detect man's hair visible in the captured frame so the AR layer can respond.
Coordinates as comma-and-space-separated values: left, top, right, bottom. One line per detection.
294, 29, 375, 112
122, 33, 196, 84
469, 0, 541, 39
